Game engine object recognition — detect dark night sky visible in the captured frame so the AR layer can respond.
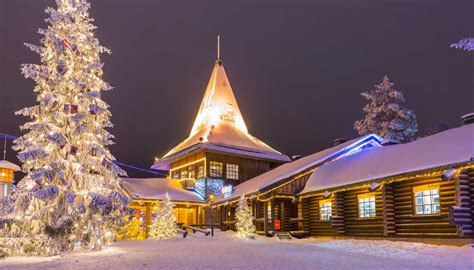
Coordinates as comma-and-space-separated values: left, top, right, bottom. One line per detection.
1, 0, 473, 178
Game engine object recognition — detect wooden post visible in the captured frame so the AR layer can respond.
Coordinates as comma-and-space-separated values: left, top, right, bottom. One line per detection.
145, 202, 152, 238
263, 201, 268, 236
280, 200, 285, 232
297, 200, 303, 231
270, 198, 275, 234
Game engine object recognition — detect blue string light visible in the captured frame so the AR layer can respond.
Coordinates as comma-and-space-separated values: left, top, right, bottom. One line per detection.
0, 132, 166, 176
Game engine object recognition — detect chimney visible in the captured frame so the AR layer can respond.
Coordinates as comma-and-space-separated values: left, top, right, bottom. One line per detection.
333, 138, 347, 146
461, 112, 474, 126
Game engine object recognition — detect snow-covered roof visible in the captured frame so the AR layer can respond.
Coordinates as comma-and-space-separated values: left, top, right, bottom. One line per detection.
122, 178, 205, 203
153, 60, 289, 170
0, 160, 21, 171
216, 134, 382, 202
300, 124, 474, 194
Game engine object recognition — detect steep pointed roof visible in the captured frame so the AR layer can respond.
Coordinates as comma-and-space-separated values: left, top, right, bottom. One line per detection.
153, 60, 290, 170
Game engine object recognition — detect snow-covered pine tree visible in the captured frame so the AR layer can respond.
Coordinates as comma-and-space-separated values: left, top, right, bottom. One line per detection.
0, 0, 129, 256
235, 195, 256, 239
354, 76, 418, 142
149, 193, 178, 239
450, 38, 474, 51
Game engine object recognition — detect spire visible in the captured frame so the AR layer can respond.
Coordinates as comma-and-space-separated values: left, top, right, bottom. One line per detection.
216, 34, 222, 65
217, 34, 220, 61
189, 58, 248, 136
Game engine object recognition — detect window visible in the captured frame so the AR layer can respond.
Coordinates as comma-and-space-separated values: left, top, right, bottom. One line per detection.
180, 169, 186, 179
319, 199, 332, 221
358, 193, 376, 218
414, 184, 440, 215
188, 166, 195, 179
172, 171, 179, 179
209, 162, 223, 177
226, 164, 239, 180
197, 165, 204, 179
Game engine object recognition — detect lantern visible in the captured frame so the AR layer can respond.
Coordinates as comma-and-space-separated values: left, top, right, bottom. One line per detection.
0, 160, 21, 199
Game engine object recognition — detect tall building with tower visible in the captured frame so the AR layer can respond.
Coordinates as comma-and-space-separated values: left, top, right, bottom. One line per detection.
152, 36, 290, 199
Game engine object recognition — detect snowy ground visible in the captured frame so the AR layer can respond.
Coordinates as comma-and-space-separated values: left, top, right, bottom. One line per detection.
1, 231, 473, 270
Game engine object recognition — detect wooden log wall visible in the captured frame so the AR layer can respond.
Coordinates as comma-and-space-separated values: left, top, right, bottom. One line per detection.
331, 192, 345, 234
343, 187, 384, 236
449, 168, 474, 237
301, 195, 338, 236
393, 176, 457, 237
383, 184, 396, 236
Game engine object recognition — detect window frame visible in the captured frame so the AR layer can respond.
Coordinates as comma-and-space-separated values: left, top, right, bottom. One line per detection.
413, 184, 441, 216
209, 161, 223, 178
357, 193, 376, 219
226, 163, 239, 180
319, 199, 332, 221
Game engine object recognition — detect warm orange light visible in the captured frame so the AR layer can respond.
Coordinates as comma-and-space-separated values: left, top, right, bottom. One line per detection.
209, 194, 215, 203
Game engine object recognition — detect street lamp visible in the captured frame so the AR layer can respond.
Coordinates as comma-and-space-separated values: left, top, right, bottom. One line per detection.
209, 194, 215, 237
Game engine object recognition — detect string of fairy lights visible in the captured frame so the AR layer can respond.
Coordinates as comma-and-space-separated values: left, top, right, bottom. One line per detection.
0, 132, 167, 176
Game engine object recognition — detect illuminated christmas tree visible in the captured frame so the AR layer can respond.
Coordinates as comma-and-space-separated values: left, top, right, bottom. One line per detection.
0, 0, 129, 256
117, 217, 145, 241
235, 195, 256, 239
149, 193, 178, 239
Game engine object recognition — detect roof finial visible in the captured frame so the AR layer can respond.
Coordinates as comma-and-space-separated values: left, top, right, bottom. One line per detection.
217, 34, 221, 61
3, 135, 6, 160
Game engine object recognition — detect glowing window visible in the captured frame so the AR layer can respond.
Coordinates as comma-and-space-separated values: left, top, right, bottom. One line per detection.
209, 162, 223, 178
319, 199, 332, 221
414, 184, 440, 215
226, 164, 239, 180
188, 166, 195, 179
172, 171, 179, 179
197, 165, 204, 179
358, 193, 376, 218
180, 169, 186, 179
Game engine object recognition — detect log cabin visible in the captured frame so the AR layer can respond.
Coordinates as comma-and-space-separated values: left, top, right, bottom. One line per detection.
217, 117, 473, 241
299, 121, 474, 240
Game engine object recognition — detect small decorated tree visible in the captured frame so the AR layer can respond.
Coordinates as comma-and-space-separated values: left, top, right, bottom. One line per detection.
354, 75, 418, 142
117, 216, 145, 241
235, 195, 256, 239
149, 193, 178, 239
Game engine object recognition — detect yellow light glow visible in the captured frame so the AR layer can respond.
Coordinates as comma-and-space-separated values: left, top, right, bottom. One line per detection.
169, 158, 206, 176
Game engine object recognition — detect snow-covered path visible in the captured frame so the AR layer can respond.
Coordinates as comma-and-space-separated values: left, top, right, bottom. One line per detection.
1, 231, 473, 270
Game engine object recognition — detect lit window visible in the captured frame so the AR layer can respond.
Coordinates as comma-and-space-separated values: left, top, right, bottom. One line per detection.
172, 171, 179, 179
319, 199, 332, 221
414, 184, 440, 215
358, 193, 376, 218
209, 162, 223, 178
226, 164, 239, 180
197, 165, 204, 179
188, 166, 195, 179
180, 169, 186, 179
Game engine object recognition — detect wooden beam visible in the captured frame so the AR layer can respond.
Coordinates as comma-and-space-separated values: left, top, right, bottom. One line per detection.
263, 201, 268, 236
145, 202, 152, 239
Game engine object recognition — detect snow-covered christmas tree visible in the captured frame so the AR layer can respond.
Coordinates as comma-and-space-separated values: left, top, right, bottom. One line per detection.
0, 0, 129, 256
354, 75, 418, 143
235, 195, 256, 239
149, 193, 178, 239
